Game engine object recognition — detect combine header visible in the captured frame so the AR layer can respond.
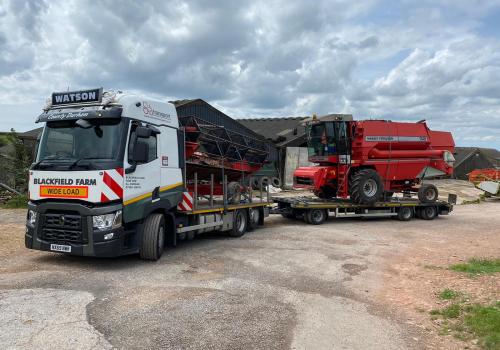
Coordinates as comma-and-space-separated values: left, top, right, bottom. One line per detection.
468, 168, 500, 196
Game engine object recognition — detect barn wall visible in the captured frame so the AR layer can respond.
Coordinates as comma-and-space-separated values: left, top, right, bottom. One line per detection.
284, 147, 314, 188
454, 152, 493, 179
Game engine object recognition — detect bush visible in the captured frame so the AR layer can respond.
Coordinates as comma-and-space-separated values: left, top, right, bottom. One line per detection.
2, 195, 29, 209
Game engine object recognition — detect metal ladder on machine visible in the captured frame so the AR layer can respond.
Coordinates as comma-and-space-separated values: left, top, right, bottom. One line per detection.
336, 157, 351, 199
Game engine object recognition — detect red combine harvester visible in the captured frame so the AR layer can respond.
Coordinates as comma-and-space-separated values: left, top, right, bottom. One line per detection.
293, 115, 455, 204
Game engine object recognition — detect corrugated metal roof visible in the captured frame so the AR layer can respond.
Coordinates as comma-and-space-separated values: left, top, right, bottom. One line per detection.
454, 147, 500, 168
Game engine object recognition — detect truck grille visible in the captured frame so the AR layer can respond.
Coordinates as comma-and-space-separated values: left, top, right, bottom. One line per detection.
41, 213, 86, 243
42, 228, 84, 243
43, 213, 81, 229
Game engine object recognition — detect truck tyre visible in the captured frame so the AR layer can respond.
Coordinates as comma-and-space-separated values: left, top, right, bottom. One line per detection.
139, 213, 165, 261
419, 206, 437, 220
418, 184, 438, 203
397, 206, 413, 221
350, 169, 383, 204
229, 209, 248, 237
247, 207, 260, 231
306, 209, 328, 225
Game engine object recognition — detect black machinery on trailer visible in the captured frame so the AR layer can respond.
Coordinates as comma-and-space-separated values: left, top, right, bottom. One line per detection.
272, 194, 457, 225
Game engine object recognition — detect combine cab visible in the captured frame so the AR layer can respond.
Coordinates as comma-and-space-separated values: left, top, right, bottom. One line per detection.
293, 115, 455, 204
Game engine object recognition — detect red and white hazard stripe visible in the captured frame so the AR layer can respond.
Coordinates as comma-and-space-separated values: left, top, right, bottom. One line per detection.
101, 168, 124, 202
177, 192, 194, 211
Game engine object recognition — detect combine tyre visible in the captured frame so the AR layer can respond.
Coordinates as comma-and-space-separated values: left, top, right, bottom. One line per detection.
350, 169, 383, 204
418, 184, 438, 203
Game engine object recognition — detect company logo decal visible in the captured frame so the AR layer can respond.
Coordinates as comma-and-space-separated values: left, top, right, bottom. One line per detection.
52, 88, 102, 106
365, 136, 428, 142
142, 102, 171, 123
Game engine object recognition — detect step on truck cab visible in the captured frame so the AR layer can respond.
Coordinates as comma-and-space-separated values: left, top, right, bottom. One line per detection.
26, 88, 270, 260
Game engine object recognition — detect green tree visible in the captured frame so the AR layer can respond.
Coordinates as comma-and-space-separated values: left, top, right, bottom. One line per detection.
4, 129, 32, 193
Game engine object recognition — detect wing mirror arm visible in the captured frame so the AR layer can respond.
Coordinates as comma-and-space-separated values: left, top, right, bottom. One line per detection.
125, 163, 136, 174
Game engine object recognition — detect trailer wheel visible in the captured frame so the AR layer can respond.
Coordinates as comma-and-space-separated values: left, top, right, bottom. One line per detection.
350, 169, 383, 204
229, 209, 248, 237
306, 209, 328, 225
139, 213, 165, 261
397, 206, 413, 221
247, 208, 260, 231
419, 206, 437, 220
418, 184, 438, 203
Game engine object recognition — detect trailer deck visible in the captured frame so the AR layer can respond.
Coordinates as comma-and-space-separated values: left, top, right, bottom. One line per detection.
272, 194, 456, 224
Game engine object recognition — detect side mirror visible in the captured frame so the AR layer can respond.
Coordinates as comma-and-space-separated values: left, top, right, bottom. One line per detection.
135, 126, 152, 138
136, 125, 160, 138
132, 140, 148, 163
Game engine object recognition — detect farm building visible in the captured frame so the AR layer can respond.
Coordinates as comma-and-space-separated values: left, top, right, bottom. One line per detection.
453, 147, 500, 180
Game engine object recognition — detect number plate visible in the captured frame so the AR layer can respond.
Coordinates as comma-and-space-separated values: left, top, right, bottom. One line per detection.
50, 244, 71, 253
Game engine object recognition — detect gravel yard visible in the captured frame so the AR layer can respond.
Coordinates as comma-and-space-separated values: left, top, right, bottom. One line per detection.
0, 200, 499, 349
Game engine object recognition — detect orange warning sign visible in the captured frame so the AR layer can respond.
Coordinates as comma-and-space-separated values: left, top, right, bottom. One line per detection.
39, 185, 88, 199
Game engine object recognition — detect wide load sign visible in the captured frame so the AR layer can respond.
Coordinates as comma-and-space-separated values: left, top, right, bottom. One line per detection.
29, 169, 124, 203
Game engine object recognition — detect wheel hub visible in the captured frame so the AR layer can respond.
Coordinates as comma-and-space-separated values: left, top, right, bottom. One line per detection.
363, 179, 378, 197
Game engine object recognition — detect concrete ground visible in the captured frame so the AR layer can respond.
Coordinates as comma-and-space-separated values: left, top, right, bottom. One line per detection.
0, 200, 498, 350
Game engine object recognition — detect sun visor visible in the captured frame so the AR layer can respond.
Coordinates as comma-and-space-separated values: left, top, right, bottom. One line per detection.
36, 107, 122, 123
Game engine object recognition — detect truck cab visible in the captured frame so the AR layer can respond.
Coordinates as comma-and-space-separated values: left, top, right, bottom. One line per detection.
26, 88, 184, 258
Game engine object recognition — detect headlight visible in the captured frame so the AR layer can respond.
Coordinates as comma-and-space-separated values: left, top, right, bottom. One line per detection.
93, 210, 122, 231
27, 210, 37, 227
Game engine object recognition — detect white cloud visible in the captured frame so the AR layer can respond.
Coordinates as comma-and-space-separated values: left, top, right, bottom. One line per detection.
0, 0, 499, 148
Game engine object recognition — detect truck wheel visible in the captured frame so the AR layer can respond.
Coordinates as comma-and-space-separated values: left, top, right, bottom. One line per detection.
418, 184, 438, 203
350, 169, 383, 204
247, 208, 260, 231
139, 213, 165, 261
397, 206, 413, 221
306, 209, 328, 225
419, 206, 437, 220
229, 209, 248, 237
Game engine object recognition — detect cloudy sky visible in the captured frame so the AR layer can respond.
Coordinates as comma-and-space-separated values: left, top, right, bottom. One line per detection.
1, 0, 499, 148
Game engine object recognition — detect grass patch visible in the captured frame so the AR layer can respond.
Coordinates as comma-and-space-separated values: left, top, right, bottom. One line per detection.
439, 288, 460, 300
431, 303, 461, 319
1, 195, 28, 209
464, 304, 500, 350
461, 198, 481, 205
450, 258, 500, 275
430, 291, 500, 349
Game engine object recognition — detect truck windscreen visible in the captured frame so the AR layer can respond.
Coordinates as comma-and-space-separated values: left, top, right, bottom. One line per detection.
35, 118, 127, 169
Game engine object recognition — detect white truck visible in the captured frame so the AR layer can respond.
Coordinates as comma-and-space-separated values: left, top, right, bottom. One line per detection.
26, 88, 271, 260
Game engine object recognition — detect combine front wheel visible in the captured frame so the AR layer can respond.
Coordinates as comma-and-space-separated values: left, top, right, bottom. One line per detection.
350, 169, 383, 204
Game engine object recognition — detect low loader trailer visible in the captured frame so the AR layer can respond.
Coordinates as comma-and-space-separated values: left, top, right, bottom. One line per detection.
26, 88, 272, 260
273, 194, 456, 225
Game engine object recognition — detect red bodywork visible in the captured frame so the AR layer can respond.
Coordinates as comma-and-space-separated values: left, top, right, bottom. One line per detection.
294, 120, 455, 198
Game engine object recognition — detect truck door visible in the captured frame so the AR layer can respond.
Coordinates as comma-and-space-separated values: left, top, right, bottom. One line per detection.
158, 125, 183, 196
123, 123, 161, 221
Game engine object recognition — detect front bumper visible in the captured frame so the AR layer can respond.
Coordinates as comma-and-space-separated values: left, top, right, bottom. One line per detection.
25, 201, 138, 257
